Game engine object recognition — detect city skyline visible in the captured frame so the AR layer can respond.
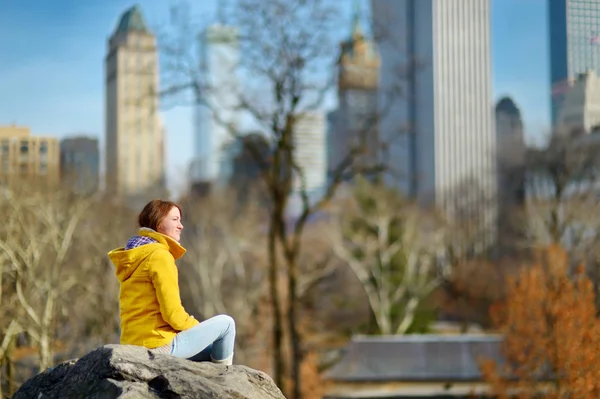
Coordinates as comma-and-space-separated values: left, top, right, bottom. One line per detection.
0, 0, 549, 195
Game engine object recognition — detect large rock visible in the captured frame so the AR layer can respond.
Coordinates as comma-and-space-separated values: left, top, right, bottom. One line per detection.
12, 344, 285, 399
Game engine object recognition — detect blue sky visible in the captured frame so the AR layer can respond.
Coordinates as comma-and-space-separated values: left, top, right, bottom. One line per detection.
0, 0, 548, 194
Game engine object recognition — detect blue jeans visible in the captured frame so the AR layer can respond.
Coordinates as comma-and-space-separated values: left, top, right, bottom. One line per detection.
170, 314, 236, 362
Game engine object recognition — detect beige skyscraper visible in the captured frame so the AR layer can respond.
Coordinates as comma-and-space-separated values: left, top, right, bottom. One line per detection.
105, 5, 165, 203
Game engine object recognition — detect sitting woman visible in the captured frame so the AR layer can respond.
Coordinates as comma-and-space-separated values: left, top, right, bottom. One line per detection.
108, 199, 235, 365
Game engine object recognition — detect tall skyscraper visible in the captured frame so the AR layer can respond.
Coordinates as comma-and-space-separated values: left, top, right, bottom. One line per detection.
372, 0, 496, 221
549, 0, 600, 126
105, 5, 165, 202
190, 15, 240, 187
328, 1, 380, 180
60, 136, 100, 194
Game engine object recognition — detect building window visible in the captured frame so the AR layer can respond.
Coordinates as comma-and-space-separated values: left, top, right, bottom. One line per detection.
20, 141, 28, 153
1, 140, 8, 153
40, 142, 48, 154
40, 163, 48, 175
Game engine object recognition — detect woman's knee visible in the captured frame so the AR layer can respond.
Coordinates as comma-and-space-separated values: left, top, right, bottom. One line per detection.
213, 314, 235, 331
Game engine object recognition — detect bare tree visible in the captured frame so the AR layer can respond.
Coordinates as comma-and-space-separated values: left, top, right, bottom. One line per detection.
0, 249, 23, 398
330, 178, 447, 335
0, 183, 93, 371
66, 200, 132, 346
0, 209, 24, 397
157, 1, 395, 396
442, 177, 498, 262
523, 132, 600, 255
517, 132, 600, 310
178, 190, 268, 365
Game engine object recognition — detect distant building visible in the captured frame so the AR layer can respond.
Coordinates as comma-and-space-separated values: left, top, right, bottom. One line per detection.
371, 0, 495, 204
226, 133, 270, 189
105, 5, 165, 206
328, 0, 380, 181
60, 136, 100, 194
287, 112, 327, 217
557, 69, 600, 134
495, 97, 525, 204
190, 14, 240, 188
495, 97, 526, 252
294, 112, 327, 194
0, 125, 59, 185
372, 0, 496, 250
549, 0, 600, 126
324, 335, 503, 399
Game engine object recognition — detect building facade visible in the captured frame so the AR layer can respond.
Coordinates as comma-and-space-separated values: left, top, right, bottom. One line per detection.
294, 112, 327, 195
105, 5, 165, 202
372, 0, 496, 227
557, 69, 600, 134
286, 112, 327, 218
0, 125, 59, 185
190, 19, 240, 187
495, 97, 526, 250
60, 136, 100, 194
549, 0, 600, 126
495, 97, 526, 204
328, 1, 380, 180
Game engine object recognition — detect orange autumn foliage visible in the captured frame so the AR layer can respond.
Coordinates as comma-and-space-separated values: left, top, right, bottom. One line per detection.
480, 245, 600, 399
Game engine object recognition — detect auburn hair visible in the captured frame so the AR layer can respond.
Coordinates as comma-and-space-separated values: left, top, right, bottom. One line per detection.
138, 199, 183, 231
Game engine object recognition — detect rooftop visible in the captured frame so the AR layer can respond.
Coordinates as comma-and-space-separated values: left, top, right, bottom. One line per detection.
114, 5, 149, 36
324, 334, 504, 382
496, 96, 521, 117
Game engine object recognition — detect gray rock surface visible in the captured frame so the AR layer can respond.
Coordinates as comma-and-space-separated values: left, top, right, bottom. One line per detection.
12, 344, 285, 399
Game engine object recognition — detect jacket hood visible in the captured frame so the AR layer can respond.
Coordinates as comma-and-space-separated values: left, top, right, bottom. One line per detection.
107, 228, 186, 282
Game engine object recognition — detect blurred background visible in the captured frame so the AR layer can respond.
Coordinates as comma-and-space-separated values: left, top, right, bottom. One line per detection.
1, 0, 598, 398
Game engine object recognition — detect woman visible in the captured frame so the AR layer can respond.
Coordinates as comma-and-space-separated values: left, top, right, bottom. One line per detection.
108, 199, 235, 365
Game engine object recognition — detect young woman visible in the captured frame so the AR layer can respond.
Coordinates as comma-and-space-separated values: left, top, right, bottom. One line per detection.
108, 199, 235, 364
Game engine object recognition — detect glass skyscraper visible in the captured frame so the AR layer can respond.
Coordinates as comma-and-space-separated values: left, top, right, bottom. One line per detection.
549, 0, 600, 125
190, 20, 240, 185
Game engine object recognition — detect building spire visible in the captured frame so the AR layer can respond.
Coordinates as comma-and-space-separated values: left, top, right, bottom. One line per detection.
351, 0, 363, 37
114, 4, 149, 36
216, 0, 227, 25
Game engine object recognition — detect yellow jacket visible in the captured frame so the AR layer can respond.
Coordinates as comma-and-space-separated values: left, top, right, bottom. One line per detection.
107, 228, 199, 348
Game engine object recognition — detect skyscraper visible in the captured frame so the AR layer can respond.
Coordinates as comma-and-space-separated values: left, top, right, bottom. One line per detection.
549, 0, 600, 126
495, 97, 525, 251
328, 0, 380, 180
372, 0, 495, 218
105, 5, 165, 202
190, 16, 240, 187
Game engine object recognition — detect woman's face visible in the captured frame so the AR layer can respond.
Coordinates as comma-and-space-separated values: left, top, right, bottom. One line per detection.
158, 206, 184, 242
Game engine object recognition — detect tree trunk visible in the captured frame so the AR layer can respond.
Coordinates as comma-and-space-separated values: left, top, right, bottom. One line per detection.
268, 214, 284, 389
285, 251, 302, 399
6, 341, 16, 398
1, 356, 5, 398
38, 331, 52, 372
